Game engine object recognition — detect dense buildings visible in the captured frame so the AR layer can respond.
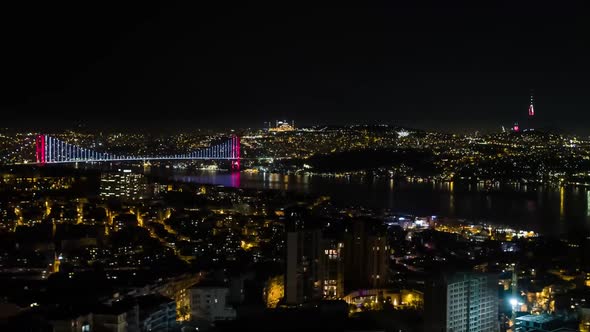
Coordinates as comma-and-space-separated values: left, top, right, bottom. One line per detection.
284, 219, 390, 306
100, 169, 148, 201
0, 127, 589, 331
7, 126, 590, 187
3, 1, 590, 331
268, 120, 296, 132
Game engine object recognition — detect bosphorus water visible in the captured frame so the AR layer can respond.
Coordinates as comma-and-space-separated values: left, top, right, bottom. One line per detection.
166, 170, 590, 238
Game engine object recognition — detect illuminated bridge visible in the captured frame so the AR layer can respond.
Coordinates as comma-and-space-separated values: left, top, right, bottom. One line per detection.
34, 134, 241, 170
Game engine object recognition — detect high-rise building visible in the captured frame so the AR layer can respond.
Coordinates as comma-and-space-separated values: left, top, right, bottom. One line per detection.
343, 219, 389, 290
526, 91, 536, 131
320, 238, 344, 299
424, 272, 499, 332
285, 225, 346, 305
367, 235, 389, 288
285, 229, 323, 305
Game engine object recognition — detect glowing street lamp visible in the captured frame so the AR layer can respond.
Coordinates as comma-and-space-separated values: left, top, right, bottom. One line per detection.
509, 298, 518, 308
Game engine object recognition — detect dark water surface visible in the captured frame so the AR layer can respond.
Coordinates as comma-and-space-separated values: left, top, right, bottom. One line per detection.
162, 170, 590, 237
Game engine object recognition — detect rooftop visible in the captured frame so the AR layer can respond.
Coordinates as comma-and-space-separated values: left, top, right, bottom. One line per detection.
515, 314, 558, 324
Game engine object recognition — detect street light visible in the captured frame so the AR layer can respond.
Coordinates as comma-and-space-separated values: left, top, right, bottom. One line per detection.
509, 298, 518, 308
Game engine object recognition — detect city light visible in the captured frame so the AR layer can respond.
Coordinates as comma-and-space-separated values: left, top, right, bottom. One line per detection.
510, 298, 518, 307
0, 3, 589, 330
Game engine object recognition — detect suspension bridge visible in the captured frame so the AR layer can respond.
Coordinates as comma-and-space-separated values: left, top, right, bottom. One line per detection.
34, 134, 241, 170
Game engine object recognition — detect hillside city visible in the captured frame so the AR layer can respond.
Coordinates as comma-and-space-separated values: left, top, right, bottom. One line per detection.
0, 124, 588, 331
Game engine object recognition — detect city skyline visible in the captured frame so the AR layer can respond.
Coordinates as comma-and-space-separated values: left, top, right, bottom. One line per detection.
1, 2, 590, 133
2, 3, 590, 331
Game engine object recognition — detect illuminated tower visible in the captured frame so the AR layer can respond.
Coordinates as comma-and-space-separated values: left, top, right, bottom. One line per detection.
528, 93, 535, 117
230, 135, 240, 171
526, 91, 536, 131
35, 134, 46, 164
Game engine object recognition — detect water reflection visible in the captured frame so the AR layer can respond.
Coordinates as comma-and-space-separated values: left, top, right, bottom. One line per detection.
560, 186, 565, 221
448, 182, 455, 216
230, 172, 240, 188
164, 170, 589, 236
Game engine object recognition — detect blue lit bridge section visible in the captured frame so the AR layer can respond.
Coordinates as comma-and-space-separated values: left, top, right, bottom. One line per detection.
35, 134, 241, 170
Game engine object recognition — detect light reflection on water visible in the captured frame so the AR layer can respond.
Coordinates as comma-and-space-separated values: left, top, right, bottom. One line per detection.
166, 170, 590, 236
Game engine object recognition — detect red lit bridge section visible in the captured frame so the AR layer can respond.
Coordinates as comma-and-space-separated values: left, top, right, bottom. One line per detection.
35, 134, 241, 170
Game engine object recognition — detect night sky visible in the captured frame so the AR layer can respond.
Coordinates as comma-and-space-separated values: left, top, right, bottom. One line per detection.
2, 2, 589, 133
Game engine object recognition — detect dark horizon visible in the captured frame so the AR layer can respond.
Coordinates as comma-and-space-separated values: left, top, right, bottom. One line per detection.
2, 2, 589, 133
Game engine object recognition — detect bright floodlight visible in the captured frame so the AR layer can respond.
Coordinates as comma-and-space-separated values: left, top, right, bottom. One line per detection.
509, 298, 518, 307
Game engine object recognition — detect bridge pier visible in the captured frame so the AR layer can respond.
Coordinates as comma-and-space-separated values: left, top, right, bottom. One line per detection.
35, 135, 46, 165
230, 134, 241, 172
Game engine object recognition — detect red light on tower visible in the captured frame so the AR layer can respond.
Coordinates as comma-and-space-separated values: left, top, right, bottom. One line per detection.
513, 123, 520, 132
230, 135, 240, 171
35, 135, 46, 164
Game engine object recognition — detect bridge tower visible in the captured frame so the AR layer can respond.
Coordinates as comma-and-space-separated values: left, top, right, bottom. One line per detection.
231, 134, 241, 172
35, 134, 46, 165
